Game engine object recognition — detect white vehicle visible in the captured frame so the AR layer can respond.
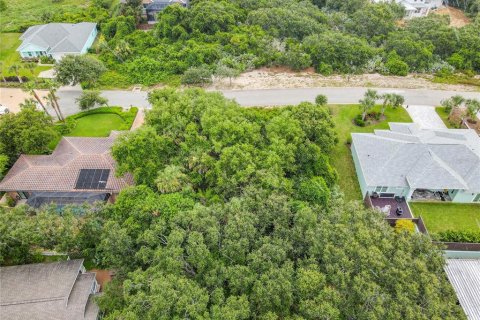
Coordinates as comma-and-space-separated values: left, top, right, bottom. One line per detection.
0, 104, 9, 115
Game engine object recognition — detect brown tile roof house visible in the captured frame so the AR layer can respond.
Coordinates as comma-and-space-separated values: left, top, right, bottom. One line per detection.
0, 132, 133, 208
0, 259, 99, 320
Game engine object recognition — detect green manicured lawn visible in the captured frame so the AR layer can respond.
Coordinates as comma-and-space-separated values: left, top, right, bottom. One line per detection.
49, 107, 138, 149
0, 33, 52, 77
435, 107, 455, 128
330, 105, 413, 202
409, 202, 480, 233
67, 113, 127, 137
0, 0, 90, 32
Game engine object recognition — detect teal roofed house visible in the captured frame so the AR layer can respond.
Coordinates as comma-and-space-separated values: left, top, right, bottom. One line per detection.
17, 22, 97, 62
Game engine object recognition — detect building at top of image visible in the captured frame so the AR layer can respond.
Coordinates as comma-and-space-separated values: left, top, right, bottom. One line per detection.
373, 0, 444, 18
17, 22, 97, 61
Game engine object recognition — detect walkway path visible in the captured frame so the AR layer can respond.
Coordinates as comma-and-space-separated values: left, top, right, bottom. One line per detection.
130, 108, 145, 130
404, 105, 447, 129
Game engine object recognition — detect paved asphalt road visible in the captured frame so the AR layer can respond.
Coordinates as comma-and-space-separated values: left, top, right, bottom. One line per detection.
57, 86, 479, 115
221, 87, 480, 106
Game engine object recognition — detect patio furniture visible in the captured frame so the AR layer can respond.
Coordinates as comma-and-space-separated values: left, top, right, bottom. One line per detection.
396, 207, 403, 216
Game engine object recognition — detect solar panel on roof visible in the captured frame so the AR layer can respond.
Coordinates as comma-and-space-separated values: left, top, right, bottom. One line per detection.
75, 169, 110, 189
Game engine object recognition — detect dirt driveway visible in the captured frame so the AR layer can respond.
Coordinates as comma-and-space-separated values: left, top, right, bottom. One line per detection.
0, 87, 48, 113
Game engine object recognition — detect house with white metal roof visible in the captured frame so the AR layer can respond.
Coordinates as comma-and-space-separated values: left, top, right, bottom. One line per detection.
351, 123, 480, 203
373, 0, 444, 18
445, 259, 480, 320
17, 22, 97, 62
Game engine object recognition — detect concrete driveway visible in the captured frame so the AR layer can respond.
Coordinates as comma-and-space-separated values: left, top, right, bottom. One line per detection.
404, 105, 447, 129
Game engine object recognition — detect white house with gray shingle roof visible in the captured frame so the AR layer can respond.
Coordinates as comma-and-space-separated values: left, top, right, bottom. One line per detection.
17, 22, 97, 61
0, 259, 99, 320
351, 123, 480, 203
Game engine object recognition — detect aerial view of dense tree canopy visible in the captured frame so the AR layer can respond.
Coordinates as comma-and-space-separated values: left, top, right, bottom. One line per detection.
82, 0, 479, 86
0, 89, 465, 319
2, 0, 479, 87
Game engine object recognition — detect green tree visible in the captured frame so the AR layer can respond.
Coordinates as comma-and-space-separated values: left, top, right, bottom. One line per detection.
155, 165, 190, 193
359, 89, 378, 121
75, 90, 108, 110
0, 0, 7, 12
215, 63, 241, 86
380, 93, 404, 116
182, 66, 213, 86
44, 79, 65, 121
22, 81, 52, 118
8, 64, 23, 83
24, 62, 37, 76
465, 98, 480, 120
303, 32, 375, 73
96, 192, 464, 319
55, 55, 106, 87
297, 176, 330, 207
315, 94, 328, 106
0, 106, 57, 164
441, 95, 465, 117
112, 127, 174, 187
385, 50, 409, 76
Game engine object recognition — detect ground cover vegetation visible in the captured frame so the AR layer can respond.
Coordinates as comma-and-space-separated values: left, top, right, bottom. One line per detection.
0, 89, 465, 319
89, 0, 480, 86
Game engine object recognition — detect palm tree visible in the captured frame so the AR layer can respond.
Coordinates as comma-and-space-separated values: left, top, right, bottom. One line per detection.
45, 92, 62, 121
390, 94, 405, 109
381, 93, 405, 115
365, 89, 379, 101
380, 93, 394, 116
449, 95, 465, 117
44, 79, 65, 121
0, 62, 6, 82
465, 99, 480, 121
22, 81, 52, 118
359, 96, 375, 121
8, 64, 22, 83
359, 89, 378, 121
24, 62, 37, 77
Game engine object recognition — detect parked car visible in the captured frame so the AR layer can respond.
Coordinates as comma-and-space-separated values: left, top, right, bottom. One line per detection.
0, 104, 9, 115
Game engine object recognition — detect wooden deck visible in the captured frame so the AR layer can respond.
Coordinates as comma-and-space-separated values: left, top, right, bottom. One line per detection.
370, 197, 413, 219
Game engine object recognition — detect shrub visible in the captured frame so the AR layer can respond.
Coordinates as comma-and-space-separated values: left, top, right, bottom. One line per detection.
367, 111, 381, 120
354, 114, 365, 127
5, 194, 16, 207
394, 219, 415, 234
39, 56, 55, 64
76, 90, 109, 110
435, 230, 480, 243
181, 66, 213, 86
317, 62, 333, 76
315, 94, 328, 106
385, 57, 409, 76
55, 118, 77, 135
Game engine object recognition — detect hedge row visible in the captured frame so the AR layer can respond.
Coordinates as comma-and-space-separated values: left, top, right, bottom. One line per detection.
434, 230, 480, 244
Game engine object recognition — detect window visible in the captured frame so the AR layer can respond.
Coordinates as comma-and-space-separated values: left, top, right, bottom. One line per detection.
375, 186, 388, 193
474, 194, 480, 202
